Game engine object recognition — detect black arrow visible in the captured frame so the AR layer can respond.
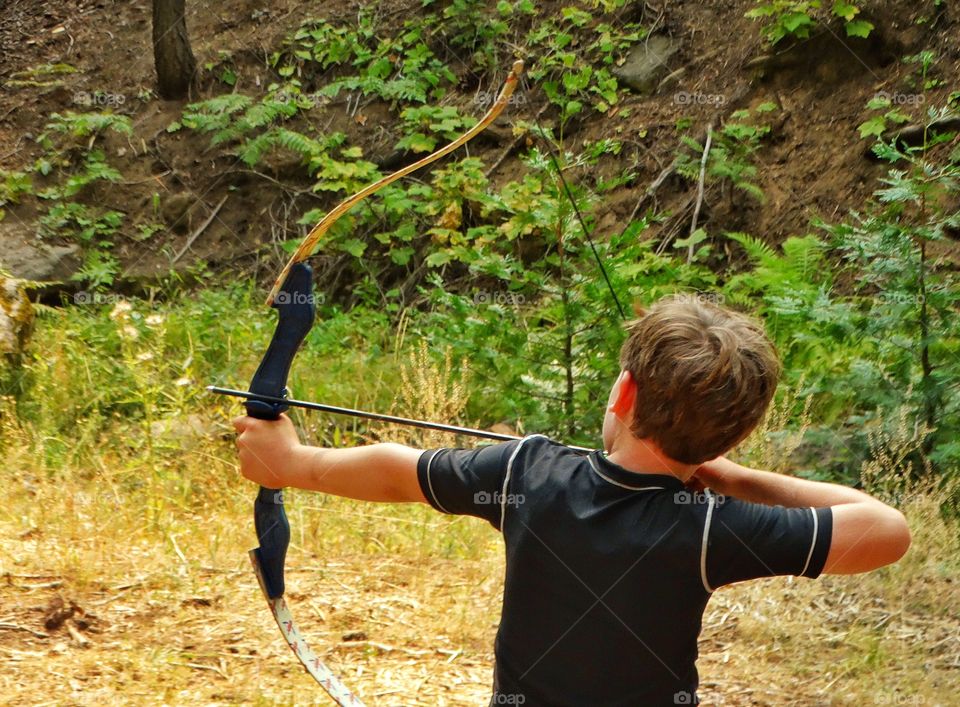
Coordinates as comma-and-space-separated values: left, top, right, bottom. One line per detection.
208, 385, 594, 453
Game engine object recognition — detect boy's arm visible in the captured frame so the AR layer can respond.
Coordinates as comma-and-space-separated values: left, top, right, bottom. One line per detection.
694, 457, 910, 575
234, 415, 427, 504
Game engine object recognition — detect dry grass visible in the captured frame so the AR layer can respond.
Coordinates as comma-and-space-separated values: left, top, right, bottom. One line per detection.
1, 360, 958, 706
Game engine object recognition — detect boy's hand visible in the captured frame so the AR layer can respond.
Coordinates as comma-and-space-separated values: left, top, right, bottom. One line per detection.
233, 414, 310, 488
688, 456, 728, 493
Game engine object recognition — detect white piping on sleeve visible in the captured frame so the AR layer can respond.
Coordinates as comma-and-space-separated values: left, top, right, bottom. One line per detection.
700, 491, 717, 593
799, 507, 819, 577
424, 449, 452, 514
499, 435, 545, 531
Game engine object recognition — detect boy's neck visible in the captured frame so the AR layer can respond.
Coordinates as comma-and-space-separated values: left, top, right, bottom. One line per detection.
604, 437, 698, 484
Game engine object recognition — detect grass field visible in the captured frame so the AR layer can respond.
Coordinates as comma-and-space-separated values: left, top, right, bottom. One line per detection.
0, 301, 956, 706
1, 397, 958, 706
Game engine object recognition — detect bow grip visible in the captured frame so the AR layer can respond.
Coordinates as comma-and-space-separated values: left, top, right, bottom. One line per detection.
245, 262, 316, 598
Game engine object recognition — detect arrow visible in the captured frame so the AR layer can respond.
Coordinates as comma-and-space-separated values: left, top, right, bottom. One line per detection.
209, 385, 593, 453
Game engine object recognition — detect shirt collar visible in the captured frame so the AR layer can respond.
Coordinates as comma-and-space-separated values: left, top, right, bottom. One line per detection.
588, 451, 687, 491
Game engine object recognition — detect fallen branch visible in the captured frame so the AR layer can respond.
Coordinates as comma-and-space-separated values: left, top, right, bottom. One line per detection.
0, 622, 49, 639
172, 194, 229, 264
865, 116, 960, 158
688, 122, 713, 263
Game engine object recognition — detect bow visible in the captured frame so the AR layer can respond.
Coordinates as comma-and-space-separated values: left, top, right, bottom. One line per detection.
241, 60, 525, 704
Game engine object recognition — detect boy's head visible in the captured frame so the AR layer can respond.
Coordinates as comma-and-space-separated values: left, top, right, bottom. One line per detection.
610, 295, 781, 465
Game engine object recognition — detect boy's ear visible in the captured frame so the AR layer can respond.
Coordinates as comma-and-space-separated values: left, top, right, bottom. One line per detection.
609, 370, 637, 416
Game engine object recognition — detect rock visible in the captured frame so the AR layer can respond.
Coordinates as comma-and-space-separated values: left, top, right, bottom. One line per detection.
0, 276, 34, 357
0, 221, 81, 282
613, 35, 681, 95
160, 192, 200, 234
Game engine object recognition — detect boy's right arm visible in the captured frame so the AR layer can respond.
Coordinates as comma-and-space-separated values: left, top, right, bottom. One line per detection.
694, 457, 911, 574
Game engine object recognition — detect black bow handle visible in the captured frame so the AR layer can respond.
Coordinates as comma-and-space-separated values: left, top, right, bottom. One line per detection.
244, 262, 316, 598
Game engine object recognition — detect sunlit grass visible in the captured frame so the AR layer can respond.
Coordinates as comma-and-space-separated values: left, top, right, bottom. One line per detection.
0, 297, 957, 705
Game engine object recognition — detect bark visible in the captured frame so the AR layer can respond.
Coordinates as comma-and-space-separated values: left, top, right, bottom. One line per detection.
152, 0, 197, 100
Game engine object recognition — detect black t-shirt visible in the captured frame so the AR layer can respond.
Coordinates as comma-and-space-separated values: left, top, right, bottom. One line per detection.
417, 435, 833, 707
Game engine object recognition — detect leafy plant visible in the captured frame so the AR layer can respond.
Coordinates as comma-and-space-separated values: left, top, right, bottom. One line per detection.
824, 132, 960, 471
525, 10, 644, 124
858, 95, 911, 139
395, 105, 477, 154
277, 14, 456, 106
0, 169, 33, 206
36, 111, 132, 149
39, 202, 123, 288
747, 0, 873, 44
677, 105, 776, 203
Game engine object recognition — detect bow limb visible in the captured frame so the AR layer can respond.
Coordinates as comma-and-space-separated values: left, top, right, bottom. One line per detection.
245, 264, 364, 705
246, 59, 524, 703
266, 59, 525, 306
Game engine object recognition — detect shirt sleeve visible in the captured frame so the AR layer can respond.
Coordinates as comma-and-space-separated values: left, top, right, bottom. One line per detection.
704, 496, 833, 589
416, 440, 522, 529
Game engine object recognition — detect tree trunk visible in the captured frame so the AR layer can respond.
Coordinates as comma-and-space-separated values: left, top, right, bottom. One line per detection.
152, 0, 197, 100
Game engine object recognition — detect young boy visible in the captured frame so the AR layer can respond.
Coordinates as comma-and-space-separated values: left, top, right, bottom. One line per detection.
234, 295, 910, 706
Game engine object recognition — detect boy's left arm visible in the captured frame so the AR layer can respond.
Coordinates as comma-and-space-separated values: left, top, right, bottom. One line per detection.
234, 414, 427, 504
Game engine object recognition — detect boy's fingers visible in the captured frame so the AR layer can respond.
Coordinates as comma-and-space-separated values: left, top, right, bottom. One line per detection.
233, 415, 251, 433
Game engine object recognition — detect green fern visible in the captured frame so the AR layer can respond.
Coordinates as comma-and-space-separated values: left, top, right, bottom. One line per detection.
724, 233, 830, 305
179, 94, 253, 143
38, 111, 132, 150
273, 128, 321, 157
727, 231, 777, 263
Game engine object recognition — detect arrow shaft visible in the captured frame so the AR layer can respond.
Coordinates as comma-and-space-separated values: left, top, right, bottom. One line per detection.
209, 385, 593, 453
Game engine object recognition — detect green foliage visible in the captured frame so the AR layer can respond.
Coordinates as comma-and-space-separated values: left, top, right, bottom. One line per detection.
277, 13, 456, 105
0, 169, 33, 206
858, 96, 910, 139
747, 0, 873, 44
39, 202, 123, 287
723, 233, 859, 381
175, 93, 256, 143
719, 99, 960, 476
824, 131, 960, 470
677, 107, 774, 202
35, 149, 122, 200
422, 0, 514, 72
904, 50, 944, 91
5, 62, 77, 89
0, 110, 152, 289
396, 106, 477, 154
526, 11, 644, 123
36, 111, 132, 149
857, 52, 944, 140
5, 0, 955, 493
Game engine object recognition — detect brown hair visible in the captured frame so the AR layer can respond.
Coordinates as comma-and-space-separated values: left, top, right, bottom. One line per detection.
618, 295, 781, 464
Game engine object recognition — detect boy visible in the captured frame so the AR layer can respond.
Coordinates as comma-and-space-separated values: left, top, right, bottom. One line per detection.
234, 295, 911, 705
